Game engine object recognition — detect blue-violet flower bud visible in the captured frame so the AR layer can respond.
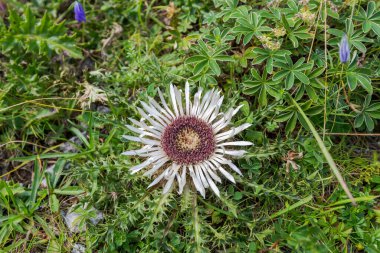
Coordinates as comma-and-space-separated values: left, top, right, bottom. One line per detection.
74, 1, 86, 23
339, 34, 350, 63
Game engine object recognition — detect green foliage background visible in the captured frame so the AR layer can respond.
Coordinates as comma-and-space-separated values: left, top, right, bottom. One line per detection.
0, 0, 379, 252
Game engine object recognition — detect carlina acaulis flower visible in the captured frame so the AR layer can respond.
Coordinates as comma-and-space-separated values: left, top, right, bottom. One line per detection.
74, 1, 86, 23
339, 34, 350, 63
122, 82, 253, 197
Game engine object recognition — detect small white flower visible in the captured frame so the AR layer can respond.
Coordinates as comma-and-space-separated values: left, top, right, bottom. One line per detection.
122, 82, 252, 197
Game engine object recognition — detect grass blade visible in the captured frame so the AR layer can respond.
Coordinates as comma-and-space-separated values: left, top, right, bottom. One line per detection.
288, 94, 357, 205
270, 195, 313, 219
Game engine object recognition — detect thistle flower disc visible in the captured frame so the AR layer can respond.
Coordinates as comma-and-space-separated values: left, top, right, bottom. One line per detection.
122, 83, 252, 197
161, 116, 215, 165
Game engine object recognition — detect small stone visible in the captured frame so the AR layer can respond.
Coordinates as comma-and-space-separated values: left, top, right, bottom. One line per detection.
96, 105, 111, 114
89, 209, 104, 225
62, 204, 104, 233
62, 211, 86, 233
40, 165, 55, 188
72, 243, 86, 253
60, 136, 82, 153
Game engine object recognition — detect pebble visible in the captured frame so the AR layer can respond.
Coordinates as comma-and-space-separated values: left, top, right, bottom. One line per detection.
72, 243, 86, 253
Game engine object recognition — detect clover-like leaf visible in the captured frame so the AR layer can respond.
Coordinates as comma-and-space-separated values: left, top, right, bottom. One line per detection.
354, 95, 380, 131
275, 100, 323, 135
354, 1, 380, 36
243, 69, 281, 107
186, 39, 233, 76
251, 48, 291, 74
232, 10, 271, 45
345, 52, 372, 93
273, 55, 313, 89
281, 15, 312, 48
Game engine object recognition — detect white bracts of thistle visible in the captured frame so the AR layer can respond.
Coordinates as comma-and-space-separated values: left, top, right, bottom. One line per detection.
122, 82, 253, 197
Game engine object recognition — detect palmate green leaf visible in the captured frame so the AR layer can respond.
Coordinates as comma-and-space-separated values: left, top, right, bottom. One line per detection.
364, 93, 372, 107
356, 73, 372, 94
273, 56, 313, 89
275, 100, 320, 135
186, 55, 207, 64
251, 48, 291, 73
354, 113, 365, 128
187, 40, 232, 77
285, 72, 295, 89
1, 8, 82, 59
364, 113, 374, 131
235, 47, 255, 68
214, 55, 234, 61
294, 71, 309, 84
209, 60, 221, 76
243, 69, 281, 106
215, 0, 250, 22
204, 28, 235, 46
366, 103, 380, 119
353, 1, 380, 36
345, 54, 372, 93
272, 70, 288, 81
192, 71, 218, 85
285, 112, 298, 135
354, 96, 380, 131
282, 16, 312, 48
193, 60, 209, 75
275, 111, 294, 122
347, 73, 358, 90
295, 83, 318, 101
232, 12, 271, 45
367, 111, 380, 119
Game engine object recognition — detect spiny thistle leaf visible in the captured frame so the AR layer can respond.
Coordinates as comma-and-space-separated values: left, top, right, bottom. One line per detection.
0, 8, 82, 59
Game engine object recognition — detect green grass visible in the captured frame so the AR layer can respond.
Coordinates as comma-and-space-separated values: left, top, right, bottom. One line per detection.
0, 0, 380, 252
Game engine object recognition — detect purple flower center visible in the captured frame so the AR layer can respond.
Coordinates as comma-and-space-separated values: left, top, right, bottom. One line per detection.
161, 116, 216, 165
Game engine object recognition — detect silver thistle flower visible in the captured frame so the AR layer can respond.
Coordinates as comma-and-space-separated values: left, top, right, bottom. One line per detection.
122, 82, 253, 197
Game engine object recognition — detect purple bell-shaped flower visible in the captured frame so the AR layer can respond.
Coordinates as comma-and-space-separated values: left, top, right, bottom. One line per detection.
339, 35, 350, 63
74, 1, 86, 23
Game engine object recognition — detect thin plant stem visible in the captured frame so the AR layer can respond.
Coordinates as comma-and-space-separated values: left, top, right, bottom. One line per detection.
323, 0, 328, 141
339, 65, 360, 113
324, 132, 380, 136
